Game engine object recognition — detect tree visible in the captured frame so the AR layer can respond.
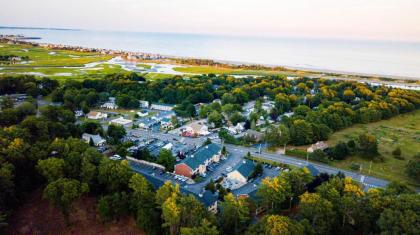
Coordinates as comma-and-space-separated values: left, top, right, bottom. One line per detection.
219, 193, 250, 234
107, 124, 126, 143
129, 174, 160, 234
1, 96, 14, 109
331, 142, 349, 160
298, 192, 336, 234
162, 191, 182, 235
208, 111, 223, 128
282, 168, 313, 198
257, 175, 291, 212
310, 149, 329, 163
36, 158, 65, 182
264, 215, 305, 235
230, 112, 245, 125
264, 124, 290, 147
156, 181, 180, 206
357, 133, 378, 156
98, 159, 132, 192
157, 149, 176, 172
392, 147, 402, 158
406, 153, 420, 182
181, 219, 219, 235
290, 120, 313, 145
97, 191, 130, 222
43, 178, 89, 224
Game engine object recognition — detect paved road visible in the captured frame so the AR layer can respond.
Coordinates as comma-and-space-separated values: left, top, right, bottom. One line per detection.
128, 129, 389, 190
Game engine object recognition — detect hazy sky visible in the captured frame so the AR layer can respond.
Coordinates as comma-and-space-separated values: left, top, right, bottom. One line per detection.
1, 0, 420, 41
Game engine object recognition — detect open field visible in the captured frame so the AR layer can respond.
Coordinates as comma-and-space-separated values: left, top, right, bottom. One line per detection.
173, 65, 293, 76
326, 110, 420, 187
144, 72, 177, 80
0, 43, 112, 67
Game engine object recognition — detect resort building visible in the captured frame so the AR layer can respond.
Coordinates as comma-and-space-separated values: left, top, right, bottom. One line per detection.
174, 143, 222, 178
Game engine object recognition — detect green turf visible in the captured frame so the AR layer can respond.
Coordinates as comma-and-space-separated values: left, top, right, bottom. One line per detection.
327, 110, 420, 187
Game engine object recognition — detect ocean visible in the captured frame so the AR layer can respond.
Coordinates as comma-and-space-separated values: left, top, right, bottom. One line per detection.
1, 28, 420, 78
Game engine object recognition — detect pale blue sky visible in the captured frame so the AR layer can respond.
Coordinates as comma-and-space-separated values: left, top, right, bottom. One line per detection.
1, 0, 420, 41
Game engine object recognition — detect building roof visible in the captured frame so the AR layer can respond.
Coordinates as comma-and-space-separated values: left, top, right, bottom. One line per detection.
236, 160, 256, 179
180, 143, 221, 170
82, 133, 105, 145
195, 190, 218, 207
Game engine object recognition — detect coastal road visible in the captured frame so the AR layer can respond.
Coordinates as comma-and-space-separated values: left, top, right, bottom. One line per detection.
128, 129, 389, 189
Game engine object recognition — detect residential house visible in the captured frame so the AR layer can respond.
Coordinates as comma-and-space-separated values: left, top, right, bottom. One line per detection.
87, 111, 107, 120
101, 97, 118, 109
307, 141, 328, 153
227, 122, 245, 135
181, 121, 210, 137
82, 133, 106, 146
174, 143, 221, 178
226, 160, 255, 189
136, 118, 159, 129
196, 190, 219, 214
244, 129, 263, 142
160, 117, 174, 130
139, 100, 149, 108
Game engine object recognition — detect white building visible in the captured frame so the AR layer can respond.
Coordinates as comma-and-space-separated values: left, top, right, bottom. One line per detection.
87, 111, 107, 120
307, 141, 329, 153
110, 117, 133, 126
151, 103, 174, 111
139, 100, 149, 108
225, 160, 255, 189
137, 110, 149, 117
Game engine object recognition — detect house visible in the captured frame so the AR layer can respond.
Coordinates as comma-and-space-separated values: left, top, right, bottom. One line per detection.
139, 100, 149, 108
151, 103, 174, 111
196, 190, 219, 214
181, 121, 210, 137
75, 110, 84, 117
101, 97, 118, 109
87, 111, 107, 120
110, 117, 133, 126
160, 117, 174, 130
137, 110, 149, 117
82, 133, 106, 146
174, 143, 221, 178
227, 122, 245, 135
226, 160, 255, 189
136, 118, 159, 129
244, 129, 263, 142
307, 141, 329, 153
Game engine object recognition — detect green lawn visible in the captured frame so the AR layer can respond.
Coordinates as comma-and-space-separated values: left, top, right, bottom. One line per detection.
327, 110, 420, 187
144, 73, 176, 80
173, 65, 293, 76
136, 63, 152, 69
0, 43, 112, 67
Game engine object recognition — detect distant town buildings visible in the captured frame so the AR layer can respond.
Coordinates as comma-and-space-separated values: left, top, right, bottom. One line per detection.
151, 103, 175, 111
110, 116, 133, 126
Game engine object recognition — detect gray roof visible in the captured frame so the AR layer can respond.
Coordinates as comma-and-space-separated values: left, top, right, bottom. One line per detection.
236, 160, 255, 179
181, 143, 221, 170
82, 133, 105, 145
196, 190, 218, 207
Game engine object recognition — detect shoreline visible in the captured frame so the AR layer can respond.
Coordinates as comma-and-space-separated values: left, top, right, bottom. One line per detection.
1, 34, 420, 85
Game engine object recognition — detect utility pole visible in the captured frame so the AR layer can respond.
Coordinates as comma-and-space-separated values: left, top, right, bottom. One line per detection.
306, 152, 309, 165
368, 161, 372, 175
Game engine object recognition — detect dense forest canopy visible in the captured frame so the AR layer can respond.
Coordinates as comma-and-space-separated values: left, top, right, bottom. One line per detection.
0, 73, 419, 234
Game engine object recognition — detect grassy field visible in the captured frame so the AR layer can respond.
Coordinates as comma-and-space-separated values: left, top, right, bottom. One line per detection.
173, 65, 294, 76
326, 110, 420, 187
0, 43, 112, 67
144, 72, 176, 80
136, 63, 152, 69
